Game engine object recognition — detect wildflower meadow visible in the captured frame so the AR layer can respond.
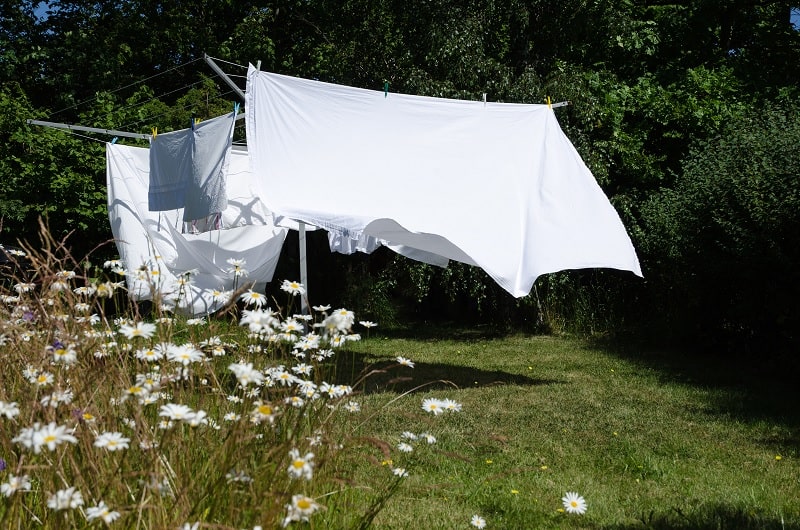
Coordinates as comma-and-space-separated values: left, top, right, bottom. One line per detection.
1, 231, 798, 529
0, 233, 512, 529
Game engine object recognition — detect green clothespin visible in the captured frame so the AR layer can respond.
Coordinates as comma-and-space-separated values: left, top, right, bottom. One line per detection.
384, 82, 389, 98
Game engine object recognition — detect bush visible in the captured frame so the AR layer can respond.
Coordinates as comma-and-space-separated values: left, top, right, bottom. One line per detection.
639, 97, 800, 351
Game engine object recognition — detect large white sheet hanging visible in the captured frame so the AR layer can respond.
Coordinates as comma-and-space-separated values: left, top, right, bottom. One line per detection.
107, 143, 287, 315
245, 67, 642, 297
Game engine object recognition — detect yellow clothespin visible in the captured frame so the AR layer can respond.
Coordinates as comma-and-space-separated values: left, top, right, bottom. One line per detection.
152, 127, 157, 138
546, 96, 552, 109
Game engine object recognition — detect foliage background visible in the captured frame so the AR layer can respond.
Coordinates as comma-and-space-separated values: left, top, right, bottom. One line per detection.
1, 0, 799, 352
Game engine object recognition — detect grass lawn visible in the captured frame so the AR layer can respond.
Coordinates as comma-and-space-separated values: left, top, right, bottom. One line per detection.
2, 257, 797, 529
332, 327, 800, 529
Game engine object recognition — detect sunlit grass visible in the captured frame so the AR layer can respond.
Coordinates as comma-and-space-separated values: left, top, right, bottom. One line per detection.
338, 334, 800, 529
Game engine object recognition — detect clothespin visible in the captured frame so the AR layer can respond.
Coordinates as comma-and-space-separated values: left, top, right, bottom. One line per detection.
191, 117, 195, 130
384, 82, 389, 98
152, 127, 157, 138
483, 93, 487, 107
546, 96, 552, 109
111, 137, 118, 144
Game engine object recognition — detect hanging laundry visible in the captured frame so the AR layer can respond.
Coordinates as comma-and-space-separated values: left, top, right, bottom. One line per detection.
108, 143, 287, 315
148, 111, 235, 223
244, 67, 643, 298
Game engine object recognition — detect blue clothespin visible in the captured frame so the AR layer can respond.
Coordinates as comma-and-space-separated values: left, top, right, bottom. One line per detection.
111, 137, 118, 144
191, 117, 195, 130
234, 102, 240, 115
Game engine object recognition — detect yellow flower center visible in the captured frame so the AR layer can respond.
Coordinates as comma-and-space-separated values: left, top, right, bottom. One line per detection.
43, 435, 56, 443
292, 460, 305, 469
257, 404, 272, 415
297, 498, 312, 510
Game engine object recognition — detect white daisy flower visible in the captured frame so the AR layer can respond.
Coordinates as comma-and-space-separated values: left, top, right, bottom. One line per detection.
24, 422, 78, 453
135, 347, 163, 362
282, 495, 321, 527
422, 397, 446, 415
94, 431, 131, 451
85, 500, 121, 523
228, 362, 265, 388
49, 341, 77, 364
239, 289, 267, 308
441, 398, 462, 412
287, 448, 314, 481
118, 321, 157, 339
396, 356, 414, 368
47, 487, 84, 510
471, 514, 487, 528
280, 279, 306, 296
1, 474, 31, 497
159, 403, 195, 421
420, 432, 437, 444
397, 442, 414, 453
166, 344, 205, 365
562, 491, 588, 514
0, 400, 20, 419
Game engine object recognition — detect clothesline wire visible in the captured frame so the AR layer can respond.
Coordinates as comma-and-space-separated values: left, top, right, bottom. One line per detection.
67, 131, 108, 144
205, 55, 248, 70
109, 81, 205, 122
47, 56, 206, 119
119, 86, 239, 131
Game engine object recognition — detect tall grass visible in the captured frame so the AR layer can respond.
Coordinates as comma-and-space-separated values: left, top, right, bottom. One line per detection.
0, 230, 423, 528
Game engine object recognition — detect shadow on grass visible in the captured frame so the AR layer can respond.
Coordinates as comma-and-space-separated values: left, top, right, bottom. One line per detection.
591, 334, 800, 448
331, 347, 562, 395
601, 503, 799, 530
371, 322, 508, 342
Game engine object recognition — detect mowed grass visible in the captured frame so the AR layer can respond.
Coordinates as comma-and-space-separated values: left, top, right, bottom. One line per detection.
332, 329, 800, 529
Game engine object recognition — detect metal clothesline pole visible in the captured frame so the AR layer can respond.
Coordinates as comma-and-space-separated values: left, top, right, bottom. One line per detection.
25, 119, 151, 139
204, 54, 246, 102
298, 222, 309, 315
204, 53, 310, 310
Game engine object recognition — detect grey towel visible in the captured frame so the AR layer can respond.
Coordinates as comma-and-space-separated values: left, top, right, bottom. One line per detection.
149, 112, 235, 222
